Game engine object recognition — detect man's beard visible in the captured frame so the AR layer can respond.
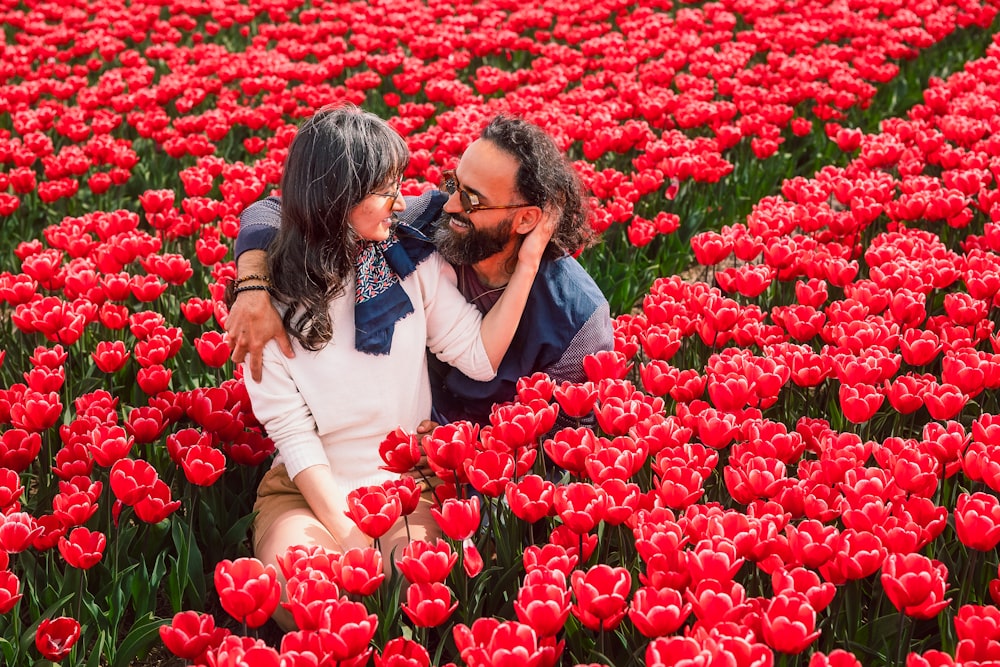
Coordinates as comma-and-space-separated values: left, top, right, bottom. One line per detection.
432, 212, 514, 266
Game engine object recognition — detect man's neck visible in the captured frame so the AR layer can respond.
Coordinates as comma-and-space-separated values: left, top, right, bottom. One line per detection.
469, 246, 519, 288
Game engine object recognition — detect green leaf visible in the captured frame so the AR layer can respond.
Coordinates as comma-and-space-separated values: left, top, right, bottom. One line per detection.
221, 511, 256, 553
85, 632, 105, 667
112, 613, 169, 667
0, 637, 16, 666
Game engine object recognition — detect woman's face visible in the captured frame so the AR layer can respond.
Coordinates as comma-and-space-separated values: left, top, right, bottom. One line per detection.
349, 177, 406, 242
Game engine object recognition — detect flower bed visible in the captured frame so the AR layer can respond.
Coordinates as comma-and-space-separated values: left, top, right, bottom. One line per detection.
3, 0, 1000, 665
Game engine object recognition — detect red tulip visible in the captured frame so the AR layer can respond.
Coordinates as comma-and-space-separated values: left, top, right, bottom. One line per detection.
954, 604, 1000, 663
35, 616, 81, 661
383, 477, 420, 517
684, 578, 750, 627
516, 372, 556, 403
692, 230, 732, 266
900, 328, 942, 366
91, 340, 130, 372
181, 444, 226, 487
0, 512, 42, 553
505, 474, 554, 523
396, 538, 457, 584
284, 577, 341, 631
333, 547, 384, 596
582, 350, 631, 382
923, 381, 969, 420
553, 381, 598, 418
214, 557, 281, 628
553, 482, 606, 534
124, 406, 168, 444
884, 373, 930, 415
401, 582, 457, 627
514, 569, 571, 637
453, 618, 561, 667
136, 363, 172, 394
771, 566, 836, 612
462, 538, 484, 578
761, 591, 821, 654
319, 596, 379, 661
880, 552, 951, 619
465, 449, 514, 498
0, 429, 42, 473
58, 527, 106, 570
109, 457, 158, 506
693, 408, 739, 449
378, 427, 421, 474
0, 570, 22, 614
808, 649, 863, 667
954, 492, 1000, 551
600, 479, 642, 525
422, 421, 478, 483
204, 636, 281, 667
194, 331, 231, 367
133, 478, 181, 523
570, 564, 631, 631
786, 519, 839, 569
375, 637, 431, 667
159, 611, 228, 660
628, 585, 691, 637
488, 402, 546, 449
543, 427, 598, 477
9, 389, 62, 432
549, 524, 597, 564
523, 543, 577, 577
345, 485, 402, 540
430, 496, 480, 541
838, 382, 884, 423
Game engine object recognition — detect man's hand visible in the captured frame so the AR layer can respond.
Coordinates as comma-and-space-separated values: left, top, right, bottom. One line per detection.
225, 289, 293, 382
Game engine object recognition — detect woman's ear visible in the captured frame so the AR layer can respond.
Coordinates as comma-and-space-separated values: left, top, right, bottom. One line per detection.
514, 206, 543, 234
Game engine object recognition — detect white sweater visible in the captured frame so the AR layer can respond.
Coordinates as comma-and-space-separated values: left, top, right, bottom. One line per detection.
245, 251, 495, 493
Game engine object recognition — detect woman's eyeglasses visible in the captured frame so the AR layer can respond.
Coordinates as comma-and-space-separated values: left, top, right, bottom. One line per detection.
368, 179, 403, 204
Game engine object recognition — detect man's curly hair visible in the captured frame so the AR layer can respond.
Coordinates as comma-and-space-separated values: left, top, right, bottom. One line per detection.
480, 115, 595, 259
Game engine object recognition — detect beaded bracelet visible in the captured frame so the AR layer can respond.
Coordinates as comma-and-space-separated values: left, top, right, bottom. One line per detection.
234, 273, 271, 286
233, 284, 272, 295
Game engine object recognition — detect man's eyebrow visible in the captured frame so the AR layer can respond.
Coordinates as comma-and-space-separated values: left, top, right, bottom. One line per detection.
454, 171, 488, 201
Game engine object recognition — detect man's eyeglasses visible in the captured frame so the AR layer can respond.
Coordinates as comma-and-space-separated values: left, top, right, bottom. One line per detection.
441, 169, 531, 215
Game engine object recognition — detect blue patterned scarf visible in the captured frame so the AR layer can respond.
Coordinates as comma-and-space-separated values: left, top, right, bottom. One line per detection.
353, 223, 435, 355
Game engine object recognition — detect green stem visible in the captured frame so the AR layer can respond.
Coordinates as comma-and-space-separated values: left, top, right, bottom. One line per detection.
896, 612, 908, 666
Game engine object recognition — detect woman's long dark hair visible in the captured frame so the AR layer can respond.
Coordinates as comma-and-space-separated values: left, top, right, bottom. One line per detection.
268, 105, 409, 350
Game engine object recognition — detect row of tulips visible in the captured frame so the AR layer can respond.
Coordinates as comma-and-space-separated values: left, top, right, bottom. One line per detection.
153, 22, 1000, 667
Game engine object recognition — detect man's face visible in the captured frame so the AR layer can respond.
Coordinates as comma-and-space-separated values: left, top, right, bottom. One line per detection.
434, 139, 524, 266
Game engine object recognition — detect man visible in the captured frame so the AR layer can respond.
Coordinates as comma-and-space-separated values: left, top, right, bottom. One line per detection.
226, 114, 613, 427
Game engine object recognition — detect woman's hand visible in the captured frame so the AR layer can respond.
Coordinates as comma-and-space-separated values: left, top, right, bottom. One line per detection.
515, 205, 560, 272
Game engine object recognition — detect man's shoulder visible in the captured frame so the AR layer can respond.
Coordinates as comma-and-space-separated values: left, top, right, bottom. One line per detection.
530, 254, 608, 321
537, 255, 605, 299
399, 190, 447, 235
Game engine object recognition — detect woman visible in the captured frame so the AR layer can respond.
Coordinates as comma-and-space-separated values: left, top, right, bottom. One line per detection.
238, 105, 551, 628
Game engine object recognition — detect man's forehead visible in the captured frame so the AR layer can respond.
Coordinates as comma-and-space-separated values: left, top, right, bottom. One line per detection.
457, 139, 518, 190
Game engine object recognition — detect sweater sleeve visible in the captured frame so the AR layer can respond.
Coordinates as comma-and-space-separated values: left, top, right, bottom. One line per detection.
419, 253, 497, 382
242, 344, 328, 480
542, 302, 614, 384
234, 196, 281, 259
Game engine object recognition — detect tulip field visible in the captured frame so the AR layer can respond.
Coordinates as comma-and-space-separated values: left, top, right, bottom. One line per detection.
8, 0, 1000, 665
